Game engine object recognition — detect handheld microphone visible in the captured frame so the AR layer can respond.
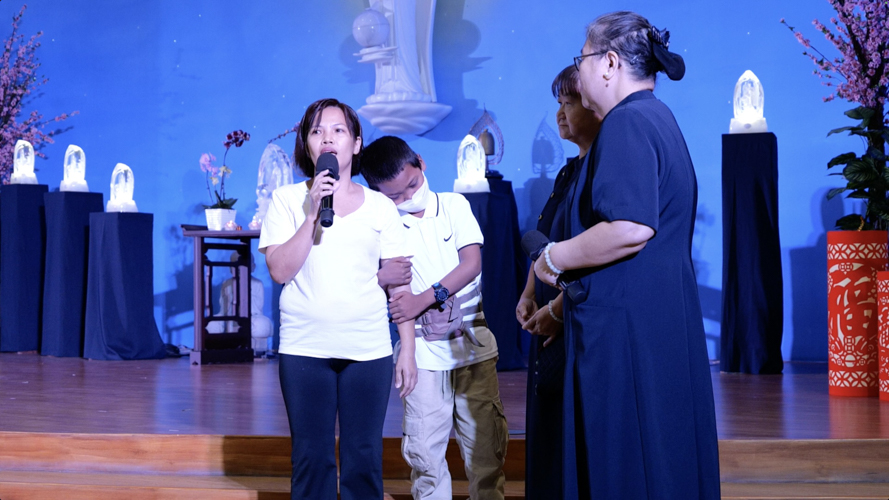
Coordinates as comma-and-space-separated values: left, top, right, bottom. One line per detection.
520, 230, 588, 304
315, 153, 339, 228
520, 230, 551, 262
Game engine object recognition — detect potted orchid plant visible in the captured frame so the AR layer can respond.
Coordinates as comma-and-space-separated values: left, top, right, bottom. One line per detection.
200, 129, 250, 230
784, 0, 888, 398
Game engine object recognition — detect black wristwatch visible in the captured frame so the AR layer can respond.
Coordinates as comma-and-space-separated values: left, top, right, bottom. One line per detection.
432, 282, 449, 304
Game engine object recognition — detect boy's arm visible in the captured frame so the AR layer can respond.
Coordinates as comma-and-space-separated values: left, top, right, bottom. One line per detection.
389, 243, 481, 323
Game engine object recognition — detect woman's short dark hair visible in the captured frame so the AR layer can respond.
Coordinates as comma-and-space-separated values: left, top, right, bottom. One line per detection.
585, 11, 660, 82
360, 135, 421, 188
551, 65, 581, 99
293, 98, 362, 178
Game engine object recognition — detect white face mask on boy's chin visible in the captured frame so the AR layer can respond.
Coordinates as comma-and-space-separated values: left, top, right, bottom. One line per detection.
396, 173, 430, 213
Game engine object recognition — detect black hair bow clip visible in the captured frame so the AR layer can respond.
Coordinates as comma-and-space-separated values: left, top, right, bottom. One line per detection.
648, 26, 671, 48
648, 24, 685, 81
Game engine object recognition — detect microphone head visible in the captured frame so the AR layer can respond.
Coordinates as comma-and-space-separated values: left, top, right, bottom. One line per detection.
315, 152, 340, 180
521, 230, 550, 261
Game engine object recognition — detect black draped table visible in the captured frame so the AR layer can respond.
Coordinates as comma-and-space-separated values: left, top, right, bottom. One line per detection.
0, 184, 48, 352
84, 212, 166, 360
41, 191, 104, 357
720, 132, 784, 374
464, 178, 528, 371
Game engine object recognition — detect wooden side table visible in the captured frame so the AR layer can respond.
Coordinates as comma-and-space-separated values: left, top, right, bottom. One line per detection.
181, 226, 259, 365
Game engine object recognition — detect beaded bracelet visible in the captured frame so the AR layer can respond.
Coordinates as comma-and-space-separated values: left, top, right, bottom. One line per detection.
544, 242, 564, 275
547, 300, 564, 323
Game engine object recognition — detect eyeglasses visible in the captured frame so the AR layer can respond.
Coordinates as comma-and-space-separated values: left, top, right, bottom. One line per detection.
573, 51, 607, 71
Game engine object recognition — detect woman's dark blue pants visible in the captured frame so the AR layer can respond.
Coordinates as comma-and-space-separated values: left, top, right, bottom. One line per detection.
279, 353, 393, 500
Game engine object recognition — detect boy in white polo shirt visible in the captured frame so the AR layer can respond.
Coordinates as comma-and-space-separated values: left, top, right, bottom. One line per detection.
363, 136, 507, 500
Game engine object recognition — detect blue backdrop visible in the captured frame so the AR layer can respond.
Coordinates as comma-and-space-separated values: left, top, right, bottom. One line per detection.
3, 0, 860, 361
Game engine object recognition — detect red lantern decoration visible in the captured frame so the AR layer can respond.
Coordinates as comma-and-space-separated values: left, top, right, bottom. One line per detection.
827, 231, 887, 397
879, 271, 889, 401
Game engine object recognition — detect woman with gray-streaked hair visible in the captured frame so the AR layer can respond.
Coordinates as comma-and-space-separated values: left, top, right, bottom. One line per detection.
534, 11, 720, 499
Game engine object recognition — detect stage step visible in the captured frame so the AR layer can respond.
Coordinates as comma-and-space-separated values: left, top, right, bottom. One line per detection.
718, 439, 889, 483
0, 432, 525, 500
0, 432, 524, 479
3, 474, 889, 500
4, 432, 889, 482
721, 482, 889, 499
0, 472, 527, 500
0, 432, 292, 477
2, 432, 889, 499
0, 471, 291, 500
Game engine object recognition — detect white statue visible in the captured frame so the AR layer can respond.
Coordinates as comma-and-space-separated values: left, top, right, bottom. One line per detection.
60, 145, 89, 192
352, 0, 451, 135
106, 163, 138, 212
468, 108, 505, 178
454, 134, 489, 193
207, 252, 273, 356
250, 143, 294, 230
730, 70, 768, 134
10, 140, 38, 185
352, 8, 390, 53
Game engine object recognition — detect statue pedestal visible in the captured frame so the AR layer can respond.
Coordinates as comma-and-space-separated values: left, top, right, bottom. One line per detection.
84, 213, 166, 361
462, 179, 527, 371
720, 132, 783, 374
357, 101, 451, 135
41, 192, 104, 357
0, 184, 48, 352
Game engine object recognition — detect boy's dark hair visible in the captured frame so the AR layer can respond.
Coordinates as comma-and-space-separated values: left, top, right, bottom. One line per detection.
292, 98, 362, 178
360, 135, 422, 188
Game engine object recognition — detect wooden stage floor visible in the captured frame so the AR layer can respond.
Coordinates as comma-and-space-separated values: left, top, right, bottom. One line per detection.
1, 352, 887, 440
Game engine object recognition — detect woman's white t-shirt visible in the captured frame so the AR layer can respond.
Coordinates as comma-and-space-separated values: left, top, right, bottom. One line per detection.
258, 182, 407, 361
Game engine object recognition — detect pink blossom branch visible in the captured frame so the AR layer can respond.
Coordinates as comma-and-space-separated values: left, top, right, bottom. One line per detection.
782, 1, 888, 109
0, 5, 76, 184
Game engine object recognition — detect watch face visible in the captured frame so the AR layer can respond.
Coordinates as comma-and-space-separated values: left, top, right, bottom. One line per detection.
434, 287, 449, 303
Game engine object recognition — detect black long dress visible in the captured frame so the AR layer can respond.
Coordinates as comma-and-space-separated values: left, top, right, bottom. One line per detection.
561, 90, 721, 499
524, 155, 581, 500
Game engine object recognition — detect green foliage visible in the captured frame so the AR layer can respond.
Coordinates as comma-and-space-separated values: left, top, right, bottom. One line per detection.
825, 105, 888, 230
203, 192, 237, 210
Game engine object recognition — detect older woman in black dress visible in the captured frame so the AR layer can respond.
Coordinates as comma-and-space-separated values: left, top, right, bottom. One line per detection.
534, 11, 720, 499
515, 64, 600, 500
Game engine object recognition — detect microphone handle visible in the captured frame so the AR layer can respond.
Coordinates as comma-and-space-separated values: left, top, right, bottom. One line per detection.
558, 268, 589, 304
319, 194, 334, 227
558, 277, 588, 304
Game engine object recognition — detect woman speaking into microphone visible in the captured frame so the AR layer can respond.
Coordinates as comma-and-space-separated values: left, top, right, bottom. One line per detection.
259, 98, 417, 500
